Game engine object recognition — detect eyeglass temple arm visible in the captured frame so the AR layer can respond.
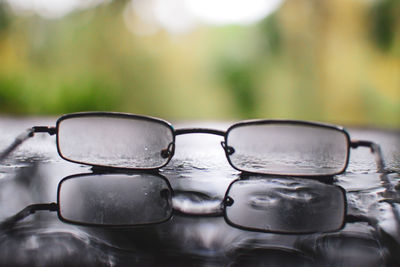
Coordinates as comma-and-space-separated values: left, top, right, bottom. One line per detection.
350, 140, 385, 173
0, 203, 57, 230
0, 126, 56, 162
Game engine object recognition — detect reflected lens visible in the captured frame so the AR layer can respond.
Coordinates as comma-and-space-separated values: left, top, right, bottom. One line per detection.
57, 114, 174, 169
225, 122, 349, 176
58, 173, 173, 226
224, 178, 346, 234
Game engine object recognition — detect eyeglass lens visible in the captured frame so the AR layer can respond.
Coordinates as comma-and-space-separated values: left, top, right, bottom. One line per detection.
57, 115, 174, 169
58, 174, 173, 226
226, 123, 349, 176
224, 178, 346, 233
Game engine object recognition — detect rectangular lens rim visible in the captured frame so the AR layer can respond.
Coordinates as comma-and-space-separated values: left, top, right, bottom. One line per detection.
56, 172, 174, 227
55, 111, 175, 171
222, 178, 348, 234
224, 119, 351, 177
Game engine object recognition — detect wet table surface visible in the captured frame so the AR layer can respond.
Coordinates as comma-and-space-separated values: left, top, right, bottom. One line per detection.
0, 117, 399, 266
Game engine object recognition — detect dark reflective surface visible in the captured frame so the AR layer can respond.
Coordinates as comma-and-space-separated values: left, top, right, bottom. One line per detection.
224, 178, 346, 233
0, 117, 399, 266
58, 173, 173, 226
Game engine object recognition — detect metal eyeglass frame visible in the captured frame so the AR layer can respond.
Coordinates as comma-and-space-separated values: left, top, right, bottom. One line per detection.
0, 111, 385, 176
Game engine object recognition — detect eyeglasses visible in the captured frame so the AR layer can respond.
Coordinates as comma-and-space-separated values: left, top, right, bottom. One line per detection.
1, 173, 349, 234
1, 112, 385, 177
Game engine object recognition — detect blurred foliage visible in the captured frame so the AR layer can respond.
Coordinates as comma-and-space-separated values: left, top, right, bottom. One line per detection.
219, 59, 257, 117
0, 2, 9, 34
0, 0, 398, 128
370, 0, 397, 52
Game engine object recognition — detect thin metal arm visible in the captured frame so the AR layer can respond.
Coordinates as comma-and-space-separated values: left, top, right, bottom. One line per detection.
350, 140, 386, 173
0, 203, 57, 230
0, 126, 56, 162
175, 128, 225, 136
32, 126, 56, 135
0, 128, 35, 162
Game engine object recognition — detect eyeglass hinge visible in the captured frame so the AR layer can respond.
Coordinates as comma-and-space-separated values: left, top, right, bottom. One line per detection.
350, 140, 373, 149
32, 126, 57, 135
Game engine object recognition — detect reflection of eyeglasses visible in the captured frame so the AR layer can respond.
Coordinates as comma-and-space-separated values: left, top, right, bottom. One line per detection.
1, 112, 385, 176
1, 173, 350, 234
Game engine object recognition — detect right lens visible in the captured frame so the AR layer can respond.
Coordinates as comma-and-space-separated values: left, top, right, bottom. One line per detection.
57, 113, 174, 169
224, 178, 346, 234
225, 121, 350, 176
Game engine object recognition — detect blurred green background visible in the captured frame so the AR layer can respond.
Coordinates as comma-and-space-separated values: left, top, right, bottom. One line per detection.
0, 0, 399, 127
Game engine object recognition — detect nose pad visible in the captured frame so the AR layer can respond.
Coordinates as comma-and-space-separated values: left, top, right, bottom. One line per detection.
161, 142, 175, 159
224, 196, 234, 207
221, 141, 235, 155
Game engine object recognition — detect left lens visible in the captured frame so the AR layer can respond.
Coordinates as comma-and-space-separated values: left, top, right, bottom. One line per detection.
58, 173, 173, 226
57, 113, 174, 169
225, 121, 350, 176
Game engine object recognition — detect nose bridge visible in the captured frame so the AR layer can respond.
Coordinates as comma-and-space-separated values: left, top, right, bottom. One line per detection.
174, 128, 229, 157
174, 128, 226, 137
